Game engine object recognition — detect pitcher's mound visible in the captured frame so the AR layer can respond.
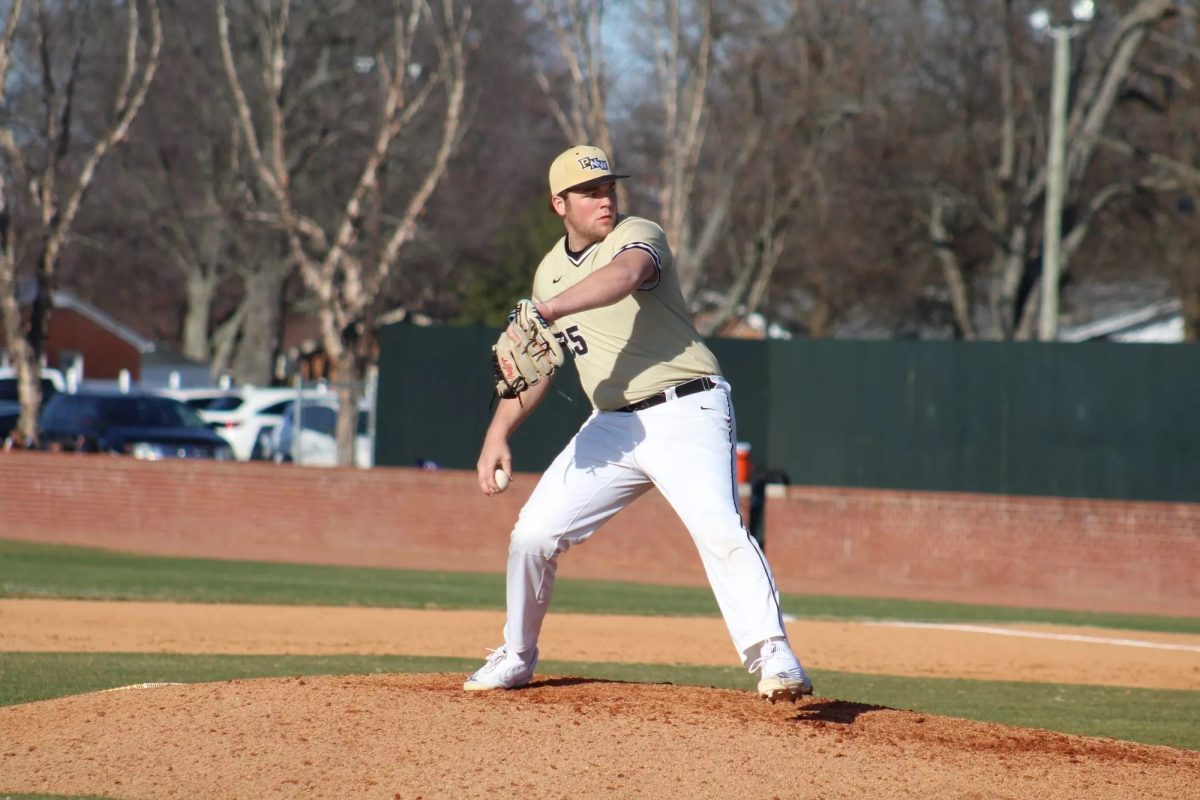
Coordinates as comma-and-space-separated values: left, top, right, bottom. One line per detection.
1, 673, 1195, 799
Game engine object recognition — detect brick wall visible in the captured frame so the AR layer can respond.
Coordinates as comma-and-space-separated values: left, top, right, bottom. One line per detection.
1, 451, 1196, 616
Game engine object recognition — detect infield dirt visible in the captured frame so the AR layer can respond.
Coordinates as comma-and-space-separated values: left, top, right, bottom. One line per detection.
1, 598, 1199, 799
2, 672, 1197, 799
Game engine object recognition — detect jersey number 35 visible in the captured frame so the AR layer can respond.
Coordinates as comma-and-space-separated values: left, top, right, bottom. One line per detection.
554, 325, 588, 356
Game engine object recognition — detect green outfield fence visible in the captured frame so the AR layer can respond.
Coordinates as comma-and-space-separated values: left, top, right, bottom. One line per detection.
375, 324, 1199, 503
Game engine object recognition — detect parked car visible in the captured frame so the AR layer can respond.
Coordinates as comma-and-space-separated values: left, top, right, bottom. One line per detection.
199, 386, 332, 461
38, 390, 234, 460
156, 386, 243, 412
0, 400, 20, 444
0, 367, 66, 404
271, 399, 373, 467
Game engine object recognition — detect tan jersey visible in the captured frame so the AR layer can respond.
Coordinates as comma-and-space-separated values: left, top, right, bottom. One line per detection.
531, 215, 721, 411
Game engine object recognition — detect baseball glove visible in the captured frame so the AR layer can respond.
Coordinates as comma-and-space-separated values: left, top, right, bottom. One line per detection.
492, 299, 565, 400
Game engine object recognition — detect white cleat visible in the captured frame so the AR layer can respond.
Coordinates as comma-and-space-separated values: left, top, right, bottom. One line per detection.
463, 645, 539, 692
750, 639, 813, 703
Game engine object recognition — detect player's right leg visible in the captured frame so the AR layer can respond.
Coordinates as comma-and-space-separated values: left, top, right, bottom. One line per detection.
464, 412, 650, 691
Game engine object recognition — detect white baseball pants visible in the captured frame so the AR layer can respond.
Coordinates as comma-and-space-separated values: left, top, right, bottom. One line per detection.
502, 377, 789, 666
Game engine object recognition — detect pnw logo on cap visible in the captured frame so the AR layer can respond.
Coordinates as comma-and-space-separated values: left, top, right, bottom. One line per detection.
578, 156, 609, 171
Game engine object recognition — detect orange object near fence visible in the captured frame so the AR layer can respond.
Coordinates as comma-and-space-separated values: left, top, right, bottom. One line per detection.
736, 441, 751, 484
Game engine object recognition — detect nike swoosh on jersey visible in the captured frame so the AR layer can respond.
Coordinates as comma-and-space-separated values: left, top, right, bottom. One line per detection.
552, 276, 564, 283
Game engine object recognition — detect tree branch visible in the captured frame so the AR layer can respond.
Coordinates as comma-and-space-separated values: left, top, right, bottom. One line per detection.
1090, 133, 1200, 187
47, 0, 162, 264
929, 191, 977, 339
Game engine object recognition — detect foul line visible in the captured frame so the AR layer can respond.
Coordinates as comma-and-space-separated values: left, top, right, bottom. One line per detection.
99, 682, 186, 693
865, 621, 1200, 653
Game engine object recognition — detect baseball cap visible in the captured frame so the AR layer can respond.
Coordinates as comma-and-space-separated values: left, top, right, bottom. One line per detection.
548, 145, 630, 196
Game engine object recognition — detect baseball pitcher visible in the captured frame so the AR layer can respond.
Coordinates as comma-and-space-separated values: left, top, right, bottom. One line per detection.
470, 145, 812, 703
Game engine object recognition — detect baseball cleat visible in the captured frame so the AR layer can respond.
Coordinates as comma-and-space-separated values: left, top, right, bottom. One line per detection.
750, 638, 813, 703
463, 645, 538, 691
757, 675, 814, 703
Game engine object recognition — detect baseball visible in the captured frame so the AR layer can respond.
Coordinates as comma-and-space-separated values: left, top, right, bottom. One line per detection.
494, 469, 510, 493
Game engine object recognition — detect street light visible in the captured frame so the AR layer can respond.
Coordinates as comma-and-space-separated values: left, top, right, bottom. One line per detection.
1029, 1, 1095, 341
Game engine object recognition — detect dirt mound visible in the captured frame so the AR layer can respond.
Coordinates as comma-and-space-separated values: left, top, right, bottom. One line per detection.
2, 674, 1196, 799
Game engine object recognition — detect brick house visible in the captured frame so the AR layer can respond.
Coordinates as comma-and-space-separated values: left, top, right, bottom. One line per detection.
1, 286, 155, 381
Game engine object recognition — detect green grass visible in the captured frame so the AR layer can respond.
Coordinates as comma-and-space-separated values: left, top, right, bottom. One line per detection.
3, 540, 1197, 632
2, 539, 1198, 752
2, 652, 1197, 750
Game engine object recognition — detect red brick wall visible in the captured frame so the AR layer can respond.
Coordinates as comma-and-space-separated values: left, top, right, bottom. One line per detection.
1, 451, 1196, 616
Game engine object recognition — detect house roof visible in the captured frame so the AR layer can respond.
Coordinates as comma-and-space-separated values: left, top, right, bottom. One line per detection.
17, 281, 156, 353
1059, 299, 1183, 343
55, 290, 157, 353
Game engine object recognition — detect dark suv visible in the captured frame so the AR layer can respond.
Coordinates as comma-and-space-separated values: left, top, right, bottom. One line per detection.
39, 391, 235, 460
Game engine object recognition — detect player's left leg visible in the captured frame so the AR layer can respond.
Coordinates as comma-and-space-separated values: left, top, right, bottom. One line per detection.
635, 377, 812, 700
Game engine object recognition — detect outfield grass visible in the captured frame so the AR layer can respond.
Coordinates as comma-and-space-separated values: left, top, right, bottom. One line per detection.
3, 652, 1197, 750
1, 539, 1197, 752
3, 540, 1197, 632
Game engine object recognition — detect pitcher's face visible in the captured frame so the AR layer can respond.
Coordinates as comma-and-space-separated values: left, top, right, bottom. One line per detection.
554, 180, 618, 248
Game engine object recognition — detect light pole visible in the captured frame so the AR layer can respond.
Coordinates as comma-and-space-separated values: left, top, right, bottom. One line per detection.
1029, 0, 1095, 342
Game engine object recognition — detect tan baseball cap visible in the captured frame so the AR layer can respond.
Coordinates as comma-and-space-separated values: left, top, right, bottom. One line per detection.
548, 145, 629, 196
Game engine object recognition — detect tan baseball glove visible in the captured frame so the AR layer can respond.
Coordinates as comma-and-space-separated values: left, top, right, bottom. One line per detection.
492, 299, 566, 400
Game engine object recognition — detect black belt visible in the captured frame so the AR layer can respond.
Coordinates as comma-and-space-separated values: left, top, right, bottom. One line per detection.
613, 376, 716, 413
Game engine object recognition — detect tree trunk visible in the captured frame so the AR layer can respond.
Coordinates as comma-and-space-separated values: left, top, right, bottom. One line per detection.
181, 272, 217, 363
26, 243, 57, 365
333, 348, 365, 467
208, 301, 245, 382
0, 254, 41, 445
1182, 286, 1199, 343
929, 192, 977, 340
805, 295, 834, 339
228, 267, 286, 386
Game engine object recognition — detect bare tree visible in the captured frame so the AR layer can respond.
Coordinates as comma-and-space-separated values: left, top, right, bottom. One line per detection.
527, 0, 628, 208
924, 0, 1186, 340
529, 0, 611, 147
0, 0, 162, 442
700, 0, 894, 337
99, 0, 250, 372
216, 0, 471, 464
1154, 194, 1200, 341
645, 0, 720, 299
1106, 16, 1200, 340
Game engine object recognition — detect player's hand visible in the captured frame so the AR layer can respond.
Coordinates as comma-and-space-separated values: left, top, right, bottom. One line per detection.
477, 437, 512, 496
505, 298, 555, 341
534, 300, 556, 324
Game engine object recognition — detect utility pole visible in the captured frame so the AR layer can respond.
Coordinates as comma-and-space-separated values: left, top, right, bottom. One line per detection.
1040, 27, 1071, 342
1029, 1, 1096, 342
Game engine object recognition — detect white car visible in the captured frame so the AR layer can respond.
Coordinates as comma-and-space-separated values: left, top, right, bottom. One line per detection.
200, 386, 335, 461
270, 399, 373, 467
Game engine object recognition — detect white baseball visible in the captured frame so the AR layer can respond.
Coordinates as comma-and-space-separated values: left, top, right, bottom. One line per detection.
494, 469, 510, 493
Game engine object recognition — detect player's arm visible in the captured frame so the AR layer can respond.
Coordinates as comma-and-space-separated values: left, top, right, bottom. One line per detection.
476, 374, 554, 495
535, 247, 656, 325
